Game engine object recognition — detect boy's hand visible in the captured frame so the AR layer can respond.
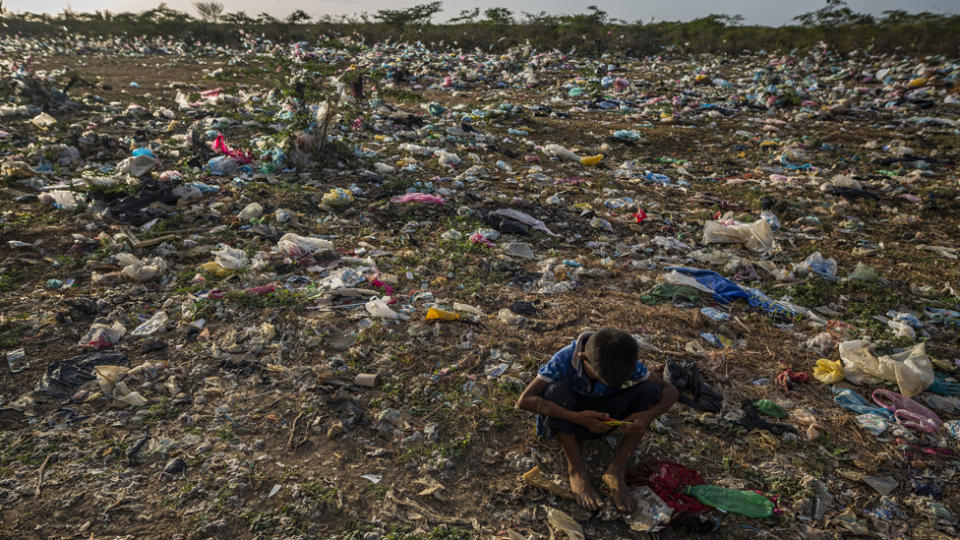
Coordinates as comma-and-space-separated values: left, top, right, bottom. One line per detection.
623, 411, 655, 436
577, 410, 612, 434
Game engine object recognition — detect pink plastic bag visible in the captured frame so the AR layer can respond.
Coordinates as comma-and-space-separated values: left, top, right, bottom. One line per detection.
390, 193, 445, 205
212, 134, 253, 164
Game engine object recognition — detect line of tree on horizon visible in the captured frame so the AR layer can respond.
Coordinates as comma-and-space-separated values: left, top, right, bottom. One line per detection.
3, 0, 954, 29
1, 1, 957, 55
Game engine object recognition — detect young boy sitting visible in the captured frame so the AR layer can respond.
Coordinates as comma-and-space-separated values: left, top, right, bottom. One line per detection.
516, 328, 678, 512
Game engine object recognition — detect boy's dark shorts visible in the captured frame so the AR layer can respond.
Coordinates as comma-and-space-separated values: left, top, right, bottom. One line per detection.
537, 380, 662, 439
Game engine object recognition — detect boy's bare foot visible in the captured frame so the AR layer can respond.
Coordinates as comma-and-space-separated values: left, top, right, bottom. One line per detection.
602, 469, 635, 513
569, 470, 602, 510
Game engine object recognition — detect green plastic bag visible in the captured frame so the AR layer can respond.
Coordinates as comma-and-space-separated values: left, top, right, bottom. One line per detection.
640, 283, 701, 305
685, 485, 775, 518
752, 399, 786, 418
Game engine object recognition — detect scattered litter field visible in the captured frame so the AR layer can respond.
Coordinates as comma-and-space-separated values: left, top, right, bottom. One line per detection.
1, 33, 960, 539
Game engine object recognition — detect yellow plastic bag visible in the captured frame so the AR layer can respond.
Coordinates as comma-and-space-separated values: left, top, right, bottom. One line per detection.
425, 308, 459, 322
579, 154, 603, 167
813, 358, 845, 384
321, 187, 354, 208
199, 261, 232, 277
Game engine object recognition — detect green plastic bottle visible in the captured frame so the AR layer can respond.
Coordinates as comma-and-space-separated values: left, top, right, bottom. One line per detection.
685, 485, 775, 518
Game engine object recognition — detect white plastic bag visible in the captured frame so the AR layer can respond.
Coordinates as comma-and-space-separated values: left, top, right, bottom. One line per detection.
131, 311, 168, 337
211, 245, 249, 270
839, 340, 882, 386
881, 343, 934, 397
661, 270, 716, 295
80, 321, 127, 349
888, 319, 916, 339
117, 154, 159, 177
117, 253, 167, 281
795, 251, 838, 278
39, 190, 85, 211
435, 149, 461, 168
276, 233, 334, 256
238, 202, 263, 220
31, 112, 57, 127
94, 365, 148, 407
489, 208, 557, 236
207, 156, 238, 175
365, 296, 409, 320
542, 143, 580, 161
839, 340, 933, 397
627, 486, 673, 533
702, 219, 772, 253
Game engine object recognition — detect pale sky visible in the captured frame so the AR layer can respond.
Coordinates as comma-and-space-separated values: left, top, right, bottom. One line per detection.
5, 0, 956, 26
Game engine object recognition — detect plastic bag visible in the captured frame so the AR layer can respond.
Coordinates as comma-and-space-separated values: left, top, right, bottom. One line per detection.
117, 154, 159, 177
390, 193, 445, 205
365, 297, 409, 320
831, 387, 892, 418
795, 252, 837, 278
752, 399, 786, 418
813, 358, 845, 384
207, 155, 239, 175
847, 262, 880, 282
425, 308, 459, 321
321, 187, 354, 208
542, 143, 580, 161
888, 319, 916, 339
39, 190, 85, 211
521, 466, 575, 499
276, 233, 334, 256
838, 340, 883, 385
862, 476, 898, 496
38, 351, 129, 398
579, 154, 603, 166
702, 219, 772, 253
880, 343, 934, 397
627, 486, 673, 533
664, 267, 749, 304
31, 112, 57, 127
79, 321, 127, 350
806, 333, 836, 355
199, 261, 232, 277
238, 202, 263, 220
452, 302, 483, 315
855, 413, 891, 436
130, 311, 168, 337
118, 253, 167, 282
684, 485, 776, 518
435, 149, 461, 167
545, 507, 584, 540
93, 365, 148, 407
489, 209, 556, 236
211, 245, 249, 270
838, 340, 933, 397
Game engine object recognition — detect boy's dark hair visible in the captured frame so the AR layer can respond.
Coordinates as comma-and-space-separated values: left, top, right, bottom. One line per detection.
584, 328, 638, 388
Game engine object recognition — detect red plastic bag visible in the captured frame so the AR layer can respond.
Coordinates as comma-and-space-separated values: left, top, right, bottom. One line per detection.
626, 460, 708, 515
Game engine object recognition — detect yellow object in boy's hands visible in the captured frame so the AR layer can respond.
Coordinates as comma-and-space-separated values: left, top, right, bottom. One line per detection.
602, 417, 631, 427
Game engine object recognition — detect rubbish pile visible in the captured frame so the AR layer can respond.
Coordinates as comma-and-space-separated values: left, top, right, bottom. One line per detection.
0, 32, 959, 539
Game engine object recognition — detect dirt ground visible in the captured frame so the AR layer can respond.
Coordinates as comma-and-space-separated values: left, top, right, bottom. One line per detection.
1, 44, 959, 540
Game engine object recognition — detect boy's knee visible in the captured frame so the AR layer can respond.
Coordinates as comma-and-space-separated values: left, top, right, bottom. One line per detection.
542, 381, 577, 408
629, 382, 662, 411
